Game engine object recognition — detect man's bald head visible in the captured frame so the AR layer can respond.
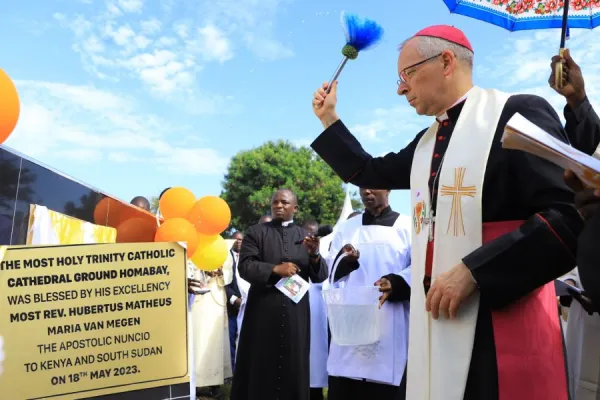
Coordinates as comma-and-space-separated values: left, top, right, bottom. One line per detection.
130, 196, 150, 211
271, 189, 298, 205
271, 189, 298, 221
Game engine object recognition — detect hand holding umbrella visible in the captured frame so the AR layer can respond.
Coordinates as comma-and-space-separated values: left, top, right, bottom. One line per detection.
441, 0, 598, 89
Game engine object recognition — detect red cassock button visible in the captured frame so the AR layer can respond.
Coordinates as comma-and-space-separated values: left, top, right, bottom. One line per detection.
442, 120, 449, 127
438, 136, 444, 140
434, 153, 440, 158
431, 172, 436, 177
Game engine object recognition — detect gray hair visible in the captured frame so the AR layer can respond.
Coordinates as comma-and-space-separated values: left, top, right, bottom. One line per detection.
399, 36, 474, 67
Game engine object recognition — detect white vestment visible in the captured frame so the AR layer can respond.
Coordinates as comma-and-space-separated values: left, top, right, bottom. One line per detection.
326, 214, 412, 386
192, 272, 233, 387
562, 269, 600, 400
308, 233, 335, 388
407, 86, 510, 400
235, 260, 251, 347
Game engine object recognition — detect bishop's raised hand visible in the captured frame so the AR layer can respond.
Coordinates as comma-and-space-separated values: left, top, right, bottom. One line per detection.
312, 81, 339, 129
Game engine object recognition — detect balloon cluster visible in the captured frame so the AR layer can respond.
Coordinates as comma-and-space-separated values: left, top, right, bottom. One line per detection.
0, 68, 20, 145
155, 188, 231, 272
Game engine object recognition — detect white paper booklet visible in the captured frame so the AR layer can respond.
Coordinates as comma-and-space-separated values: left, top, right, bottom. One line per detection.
276, 274, 310, 303
503, 113, 600, 188
554, 279, 583, 297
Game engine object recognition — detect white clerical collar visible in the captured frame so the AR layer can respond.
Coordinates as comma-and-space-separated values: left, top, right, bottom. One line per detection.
437, 86, 475, 122
281, 220, 293, 227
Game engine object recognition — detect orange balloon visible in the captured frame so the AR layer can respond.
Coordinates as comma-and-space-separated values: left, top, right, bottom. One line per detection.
116, 218, 157, 243
191, 234, 228, 271
159, 187, 196, 220
187, 196, 231, 235
118, 204, 151, 225
0, 68, 20, 145
93, 197, 124, 228
154, 218, 198, 258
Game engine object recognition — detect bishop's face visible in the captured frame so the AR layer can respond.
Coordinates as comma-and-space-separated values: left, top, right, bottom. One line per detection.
270, 191, 298, 222
397, 39, 452, 117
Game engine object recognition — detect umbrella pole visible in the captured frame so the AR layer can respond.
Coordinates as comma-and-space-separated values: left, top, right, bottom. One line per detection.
555, 0, 570, 89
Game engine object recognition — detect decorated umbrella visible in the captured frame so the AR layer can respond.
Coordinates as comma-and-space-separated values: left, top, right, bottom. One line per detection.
442, 0, 600, 87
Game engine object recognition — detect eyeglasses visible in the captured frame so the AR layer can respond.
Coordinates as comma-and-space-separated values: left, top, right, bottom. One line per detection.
397, 53, 442, 86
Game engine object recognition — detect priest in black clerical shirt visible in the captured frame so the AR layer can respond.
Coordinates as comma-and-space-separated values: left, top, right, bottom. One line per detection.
549, 49, 600, 155
326, 188, 411, 400
310, 24, 582, 400
230, 189, 328, 400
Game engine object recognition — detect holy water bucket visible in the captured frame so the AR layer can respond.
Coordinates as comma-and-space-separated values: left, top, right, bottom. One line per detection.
322, 286, 381, 346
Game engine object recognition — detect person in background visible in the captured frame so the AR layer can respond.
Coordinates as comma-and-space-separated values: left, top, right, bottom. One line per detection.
192, 261, 232, 399
303, 220, 319, 236
225, 231, 244, 370
559, 267, 600, 400
549, 49, 600, 155
563, 172, 600, 400
231, 189, 328, 400
234, 217, 271, 347
302, 220, 328, 400
235, 215, 274, 350
326, 188, 411, 400
565, 171, 600, 307
130, 195, 150, 211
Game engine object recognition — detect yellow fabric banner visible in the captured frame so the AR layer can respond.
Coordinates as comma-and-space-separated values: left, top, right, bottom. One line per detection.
27, 205, 116, 246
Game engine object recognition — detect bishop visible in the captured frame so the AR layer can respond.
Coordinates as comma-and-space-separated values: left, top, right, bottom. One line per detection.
310, 25, 583, 400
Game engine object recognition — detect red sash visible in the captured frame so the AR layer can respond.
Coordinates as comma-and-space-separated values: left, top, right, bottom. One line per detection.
425, 221, 567, 400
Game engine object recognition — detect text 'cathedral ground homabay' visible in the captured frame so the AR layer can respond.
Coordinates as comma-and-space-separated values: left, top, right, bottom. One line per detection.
0, 249, 176, 288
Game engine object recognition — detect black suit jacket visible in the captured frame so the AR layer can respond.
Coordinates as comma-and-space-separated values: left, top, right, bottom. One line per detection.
225, 249, 241, 316
577, 210, 600, 308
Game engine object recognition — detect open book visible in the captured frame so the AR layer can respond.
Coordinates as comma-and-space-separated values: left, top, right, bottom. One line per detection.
502, 113, 600, 188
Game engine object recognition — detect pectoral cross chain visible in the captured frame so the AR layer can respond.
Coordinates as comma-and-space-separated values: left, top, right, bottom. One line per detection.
423, 209, 435, 242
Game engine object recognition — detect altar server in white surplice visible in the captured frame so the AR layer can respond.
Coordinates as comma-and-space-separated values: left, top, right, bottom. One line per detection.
326, 188, 411, 400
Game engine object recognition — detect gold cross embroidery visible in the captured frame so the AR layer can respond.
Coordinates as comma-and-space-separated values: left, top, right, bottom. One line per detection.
440, 167, 476, 236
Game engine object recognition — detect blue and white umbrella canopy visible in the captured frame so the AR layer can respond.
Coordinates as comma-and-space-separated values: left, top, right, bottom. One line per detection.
443, 0, 600, 31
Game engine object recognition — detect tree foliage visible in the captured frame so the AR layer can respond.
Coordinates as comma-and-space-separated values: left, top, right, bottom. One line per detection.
150, 197, 159, 214
221, 140, 361, 232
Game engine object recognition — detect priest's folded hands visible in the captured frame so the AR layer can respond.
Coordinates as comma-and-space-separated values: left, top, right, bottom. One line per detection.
426, 262, 477, 319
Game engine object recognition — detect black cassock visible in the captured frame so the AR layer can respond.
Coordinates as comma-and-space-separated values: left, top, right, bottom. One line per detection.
230, 220, 328, 400
312, 94, 583, 400
564, 96, 600, 155
577, 210, 600, 309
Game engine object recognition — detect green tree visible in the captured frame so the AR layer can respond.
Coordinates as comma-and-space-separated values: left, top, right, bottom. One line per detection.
150, 196, 159, 214
221, 140, 361, 232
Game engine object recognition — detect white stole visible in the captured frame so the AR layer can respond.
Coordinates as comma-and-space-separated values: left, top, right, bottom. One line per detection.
326, 215, 412, 386
407, 86, 510, 400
